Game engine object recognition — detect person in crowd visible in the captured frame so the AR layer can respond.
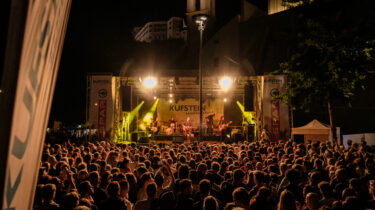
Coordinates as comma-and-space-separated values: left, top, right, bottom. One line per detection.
134, 182, 158, 210
99, 181, 127, 209
277, 190, 297, 210
35, 183, 60, 210
33, 138, 375, 210
203, 195, 220, 210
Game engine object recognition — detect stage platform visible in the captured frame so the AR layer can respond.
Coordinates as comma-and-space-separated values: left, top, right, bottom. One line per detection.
114, 134, 244, 145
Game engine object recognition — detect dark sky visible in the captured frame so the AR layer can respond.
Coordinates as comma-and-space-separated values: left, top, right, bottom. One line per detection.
0, 0, 265, 126
50, 0, 188, 125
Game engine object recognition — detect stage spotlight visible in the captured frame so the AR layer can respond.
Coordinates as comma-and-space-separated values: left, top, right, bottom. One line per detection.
226, 134, 231, 138
139, 123, 146, 131
224, 98, 227, 102
143, 77, 157, 88
94, 102, 98, 106
143, 113, 152, 123
148, 134, 152, 137
169, 93, 173, 98
219, 77, 232, 91
169, 99, 173, 103
153, 96, 157, 100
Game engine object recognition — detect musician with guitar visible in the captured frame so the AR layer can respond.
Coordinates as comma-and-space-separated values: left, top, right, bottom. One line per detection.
218, 115, 232, 138
183, 117, 193, 142
150, 118, 159, 134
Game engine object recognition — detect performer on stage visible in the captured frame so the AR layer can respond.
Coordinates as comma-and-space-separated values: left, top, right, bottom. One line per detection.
168, 117, 177, 133
205, 113, 215, 136
150, 118, 159, 134
218, 115, 232, 138
183, 117, 193, 142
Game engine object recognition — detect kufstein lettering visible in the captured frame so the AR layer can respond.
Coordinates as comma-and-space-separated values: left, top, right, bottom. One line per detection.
169, 104, 206, 112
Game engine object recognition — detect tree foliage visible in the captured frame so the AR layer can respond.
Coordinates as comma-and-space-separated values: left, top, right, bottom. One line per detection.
274, 0, 375, 112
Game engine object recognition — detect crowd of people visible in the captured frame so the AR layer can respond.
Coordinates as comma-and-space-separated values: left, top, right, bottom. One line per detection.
34, 138, 375, 210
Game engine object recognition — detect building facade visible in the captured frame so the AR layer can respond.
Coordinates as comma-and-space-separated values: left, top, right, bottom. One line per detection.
134, 17, 187, 43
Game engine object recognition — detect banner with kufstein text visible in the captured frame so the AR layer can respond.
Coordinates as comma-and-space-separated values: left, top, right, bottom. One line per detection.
157, 98, 224, 127
2, 0, 71, 209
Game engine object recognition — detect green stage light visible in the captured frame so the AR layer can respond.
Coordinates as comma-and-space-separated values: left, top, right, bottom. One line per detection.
129, 101, 144, 124
236, 101, 257, 140
142, 99, 159, 125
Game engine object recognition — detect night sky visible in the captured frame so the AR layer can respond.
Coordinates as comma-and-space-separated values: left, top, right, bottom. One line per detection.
50, 0, 189, 125
50, 0, 262, 126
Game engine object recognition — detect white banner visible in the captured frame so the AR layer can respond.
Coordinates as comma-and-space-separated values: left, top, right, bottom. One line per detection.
262, 75, 290, 140
2, 0, 71, 209
88, 75, 115, 140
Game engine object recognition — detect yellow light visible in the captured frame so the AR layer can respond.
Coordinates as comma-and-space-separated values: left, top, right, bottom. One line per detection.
224, 98, 227, 102
219, 77, 232, 91
139, 123, 146, 131
94, 102, 98, 106
169, 99, 173, 103
143, 113, 152, 123
143, 77, 157, 88
169, 93, 173, 98
153, 96, 157, 100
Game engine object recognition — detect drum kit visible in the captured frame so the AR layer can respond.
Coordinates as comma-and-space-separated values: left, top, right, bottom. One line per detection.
161, 121, 196, 136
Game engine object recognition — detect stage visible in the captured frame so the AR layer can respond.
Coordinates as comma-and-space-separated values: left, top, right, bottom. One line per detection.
113, 132, 248, 145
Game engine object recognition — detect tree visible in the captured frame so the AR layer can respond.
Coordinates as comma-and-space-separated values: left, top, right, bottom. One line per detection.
274, 0, 375, 142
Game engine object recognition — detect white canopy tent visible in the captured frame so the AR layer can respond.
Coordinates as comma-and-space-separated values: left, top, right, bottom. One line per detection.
292, 119, 331, 144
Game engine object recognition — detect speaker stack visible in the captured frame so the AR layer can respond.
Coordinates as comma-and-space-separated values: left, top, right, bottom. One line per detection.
244, 83, 254, 112
121, 85, 132, 112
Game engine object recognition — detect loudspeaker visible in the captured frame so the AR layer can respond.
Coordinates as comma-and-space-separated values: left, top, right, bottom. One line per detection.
131, 133, 138, 142
139, 137, 150, 144
234, 133, 243, 142
244, 84, 254, 111
121, 86, 132, 111
247, 124, 255, 141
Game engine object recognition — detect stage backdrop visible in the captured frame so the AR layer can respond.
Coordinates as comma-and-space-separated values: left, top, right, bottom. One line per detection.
157, 98, 224, 127
261, 75, 290, 141
88, 75, 116, 141
1, 0, 71, 209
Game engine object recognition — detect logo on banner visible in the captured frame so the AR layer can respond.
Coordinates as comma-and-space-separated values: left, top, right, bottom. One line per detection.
270, 88, 280, 97
98, 100, 107, 141
271, 100, 280, 141
98, 89, 107, 98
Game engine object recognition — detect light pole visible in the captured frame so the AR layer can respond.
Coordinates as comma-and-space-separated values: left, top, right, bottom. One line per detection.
196, 15, 207, 141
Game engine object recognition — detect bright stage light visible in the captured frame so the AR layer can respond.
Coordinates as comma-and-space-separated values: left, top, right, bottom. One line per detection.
143, 113, 153, 123
143, 77, 157, 88
153, 96, 157, 100
224, 98, 227, 102
169, 99, 173, 103
169, 93, 173, 98
139, 123, 146, 131
219, 77, 232, 91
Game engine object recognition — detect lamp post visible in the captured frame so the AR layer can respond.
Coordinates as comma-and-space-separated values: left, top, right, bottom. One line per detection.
196, 15, 207, 141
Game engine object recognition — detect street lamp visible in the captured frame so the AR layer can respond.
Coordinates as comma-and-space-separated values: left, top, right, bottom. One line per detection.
195, 14, 208, 141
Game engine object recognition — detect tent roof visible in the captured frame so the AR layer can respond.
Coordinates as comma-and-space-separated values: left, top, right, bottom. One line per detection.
292, 119, 330, 135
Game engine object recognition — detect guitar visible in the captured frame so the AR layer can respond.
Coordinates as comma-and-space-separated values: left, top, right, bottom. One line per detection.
219, 121, 232, 131
183, 125, 192, 132
151, 126, 158, 132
